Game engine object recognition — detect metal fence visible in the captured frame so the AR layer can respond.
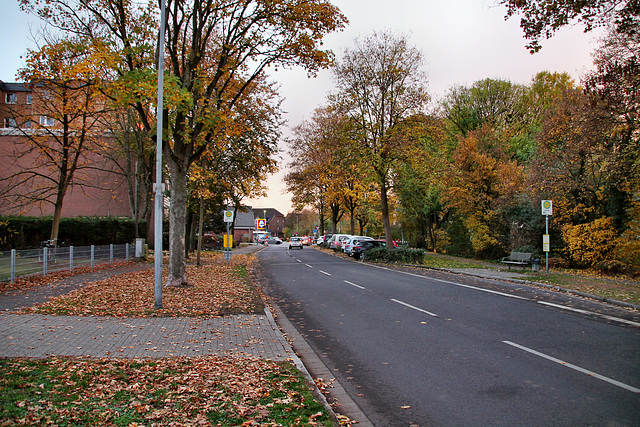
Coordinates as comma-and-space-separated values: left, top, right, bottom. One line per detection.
0, 244, 136, 283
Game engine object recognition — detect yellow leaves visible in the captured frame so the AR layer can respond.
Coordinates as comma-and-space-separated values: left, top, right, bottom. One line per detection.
562, 217, 618, 266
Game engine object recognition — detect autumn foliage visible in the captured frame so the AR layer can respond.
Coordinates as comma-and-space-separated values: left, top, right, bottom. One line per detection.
17, 254, 263, 317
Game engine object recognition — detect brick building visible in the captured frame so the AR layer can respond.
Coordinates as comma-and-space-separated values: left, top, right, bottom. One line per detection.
0, 80, 133, 218
255, 208, 286, 238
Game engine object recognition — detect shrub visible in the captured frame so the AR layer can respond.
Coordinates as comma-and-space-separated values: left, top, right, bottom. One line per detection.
364, 247, 426, 264
562, 217, 618, 267
0, 216, 147, 250
593, 260, 634, 276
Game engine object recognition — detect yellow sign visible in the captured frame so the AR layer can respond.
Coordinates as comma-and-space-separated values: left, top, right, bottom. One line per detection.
223, 235, 233, 249
257, 218, 266, 230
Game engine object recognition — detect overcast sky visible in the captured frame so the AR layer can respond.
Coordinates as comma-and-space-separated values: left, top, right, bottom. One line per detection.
1, 0, 604, 215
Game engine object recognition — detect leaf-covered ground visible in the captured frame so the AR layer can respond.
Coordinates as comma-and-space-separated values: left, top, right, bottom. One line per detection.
0, 356, 333, 426
16, 253, 265, 317
1, 251, 343, 426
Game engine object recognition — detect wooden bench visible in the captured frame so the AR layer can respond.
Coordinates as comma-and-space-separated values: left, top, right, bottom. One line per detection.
501, 252, 533, 270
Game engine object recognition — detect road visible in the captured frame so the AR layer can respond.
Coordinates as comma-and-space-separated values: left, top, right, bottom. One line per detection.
256, 244, 640, 426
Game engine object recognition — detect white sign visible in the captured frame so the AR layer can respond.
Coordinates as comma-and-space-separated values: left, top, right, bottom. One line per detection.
541, 200, 553, 216
543, 234, 550, 252
223, 210, 234, 223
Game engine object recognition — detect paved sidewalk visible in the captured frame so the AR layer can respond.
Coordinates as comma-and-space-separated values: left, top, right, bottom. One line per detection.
0, 313, 292, 360
0, 244, 294, 361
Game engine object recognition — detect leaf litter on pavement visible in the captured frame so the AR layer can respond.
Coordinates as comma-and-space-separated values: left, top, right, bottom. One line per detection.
16, 253, 264, 318
2, 252, 346, 426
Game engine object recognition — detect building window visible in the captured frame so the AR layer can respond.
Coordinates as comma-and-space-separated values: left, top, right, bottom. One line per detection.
5, 93, 17, 104
24, 120, 32, 129
40, 116, 54, 126
26, 94, 32, 104
4, 118, 17, 128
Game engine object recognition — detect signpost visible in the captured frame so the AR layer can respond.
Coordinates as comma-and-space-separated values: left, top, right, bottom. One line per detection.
223, 210, 234, 262
541, 200, 552, 273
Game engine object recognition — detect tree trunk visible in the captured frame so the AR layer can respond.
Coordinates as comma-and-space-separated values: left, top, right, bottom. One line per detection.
50, 200, 64, 246
165, 162, 189, 287
349, 207, 356, 235
196, 197, 204, 266
379, 177, 393, 248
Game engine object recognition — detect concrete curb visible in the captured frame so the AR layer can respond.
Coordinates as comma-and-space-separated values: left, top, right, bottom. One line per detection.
253, 245, 373, 426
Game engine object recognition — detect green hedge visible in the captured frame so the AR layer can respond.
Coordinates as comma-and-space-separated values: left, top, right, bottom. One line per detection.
364, 247, 426, 264
0, 216, 147, 250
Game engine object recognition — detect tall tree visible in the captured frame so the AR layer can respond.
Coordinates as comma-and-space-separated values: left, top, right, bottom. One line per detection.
501, 0, 640, 52
22, 0, 347, 286
440, 78, 537, 161
331, 31, 430, 247
395, 114, 449, 250
1, 39, 111, 245
286, 106, 352, 234
444, 125, 524, 257
583, 26, 640, 230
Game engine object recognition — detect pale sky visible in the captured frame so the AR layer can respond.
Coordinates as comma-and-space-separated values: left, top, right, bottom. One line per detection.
1, 0, 603, 215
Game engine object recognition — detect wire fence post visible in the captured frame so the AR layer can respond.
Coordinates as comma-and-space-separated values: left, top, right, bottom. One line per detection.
69, 246, 74, 272
110, 244, 114, 264
91, 245, 95, 268
10, 249, 16, 283
43, 247, 48, 276
125, 243, 130, 262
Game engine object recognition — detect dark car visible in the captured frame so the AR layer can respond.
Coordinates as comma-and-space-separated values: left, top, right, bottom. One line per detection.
352, 240, 386, 260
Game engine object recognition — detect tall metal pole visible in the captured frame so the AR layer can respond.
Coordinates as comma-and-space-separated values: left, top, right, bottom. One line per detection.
154, 0, 166, 310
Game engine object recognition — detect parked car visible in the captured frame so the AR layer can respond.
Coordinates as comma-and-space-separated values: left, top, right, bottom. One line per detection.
316, 236, 325, 245
342, 236, 373, 256
289, 236, 303, 250
265, 236, 282, 245
328, 234, 352, 252
320, 234, 333, 248
352, 240, 386, 260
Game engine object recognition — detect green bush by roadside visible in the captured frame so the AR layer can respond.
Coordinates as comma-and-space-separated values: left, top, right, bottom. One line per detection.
0, 216, 148, 250
364, 247, 426, 264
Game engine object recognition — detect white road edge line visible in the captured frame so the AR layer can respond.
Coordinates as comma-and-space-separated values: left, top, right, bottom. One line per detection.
305, 264, 314, 269
344, 280, 366, 290
296, 259, 302, 263
371, 264, 528, 300
537, 301, 640, 327
319, 270, 332, 277
503, 340, 640, 394
391, 299, 438, 317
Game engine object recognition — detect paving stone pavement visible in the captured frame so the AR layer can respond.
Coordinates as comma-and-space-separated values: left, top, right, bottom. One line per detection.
0, 244, 294, 361
0, 313, 294, 360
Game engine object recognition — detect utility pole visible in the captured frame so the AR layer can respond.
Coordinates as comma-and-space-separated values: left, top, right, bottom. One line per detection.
154, 0, 167, 310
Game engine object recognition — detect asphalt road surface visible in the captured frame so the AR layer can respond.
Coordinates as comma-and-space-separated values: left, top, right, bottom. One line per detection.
257, 244, 640, 427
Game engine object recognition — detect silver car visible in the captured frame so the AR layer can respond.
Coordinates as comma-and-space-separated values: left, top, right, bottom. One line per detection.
289, 237, 303, 249
343, 236, 373, 256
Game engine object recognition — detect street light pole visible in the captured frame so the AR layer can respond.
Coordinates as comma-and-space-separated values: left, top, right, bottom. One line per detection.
154, 0, 166, 310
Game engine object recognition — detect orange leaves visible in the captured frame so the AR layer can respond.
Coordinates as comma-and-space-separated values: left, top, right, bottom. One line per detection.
18, 254, 264, 317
